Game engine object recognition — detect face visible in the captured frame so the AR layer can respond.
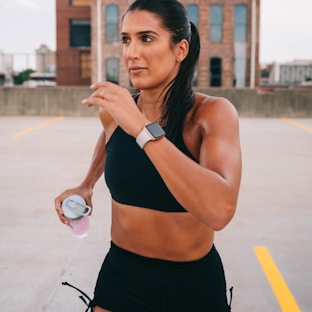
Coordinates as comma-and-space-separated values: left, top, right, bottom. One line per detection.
121, 10, 185, 93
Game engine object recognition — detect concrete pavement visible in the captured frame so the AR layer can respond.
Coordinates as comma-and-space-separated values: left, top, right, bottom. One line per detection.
0, 116, 311, 311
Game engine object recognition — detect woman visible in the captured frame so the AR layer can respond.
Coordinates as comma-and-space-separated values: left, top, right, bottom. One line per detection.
55, 0, 241, 311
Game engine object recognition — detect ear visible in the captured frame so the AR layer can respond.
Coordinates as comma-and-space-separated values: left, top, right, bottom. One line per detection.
174, 39, 189, 62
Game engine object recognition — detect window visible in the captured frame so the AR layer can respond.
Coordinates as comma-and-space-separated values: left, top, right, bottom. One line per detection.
70, 0, 90, 6
106, 58, 119, 84
80, 51, 91, 78
234, 5, 247, 87
70, 19, 91, 48
106, 5, 119, 42
186, 5, 198, 28
234, 5, 247, 42
210, 58, 222, 87
210, 5, 223, 42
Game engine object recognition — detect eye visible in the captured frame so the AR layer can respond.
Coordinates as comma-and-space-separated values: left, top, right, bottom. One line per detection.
121, 36, 130, 44
142, 35, 153, 43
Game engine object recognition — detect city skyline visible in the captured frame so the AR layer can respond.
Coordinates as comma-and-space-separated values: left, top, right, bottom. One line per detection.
0, 0, 311, 64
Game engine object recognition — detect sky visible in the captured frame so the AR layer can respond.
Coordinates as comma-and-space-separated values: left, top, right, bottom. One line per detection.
0, 0, 311, 66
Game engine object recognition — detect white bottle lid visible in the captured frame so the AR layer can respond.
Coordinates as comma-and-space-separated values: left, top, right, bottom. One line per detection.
62, 194, 91, 221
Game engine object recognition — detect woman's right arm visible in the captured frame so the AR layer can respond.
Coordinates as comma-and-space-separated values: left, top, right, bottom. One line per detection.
54, 129, 106, 225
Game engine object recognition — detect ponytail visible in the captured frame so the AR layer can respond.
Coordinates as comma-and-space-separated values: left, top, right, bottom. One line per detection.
162, 21, 200, 141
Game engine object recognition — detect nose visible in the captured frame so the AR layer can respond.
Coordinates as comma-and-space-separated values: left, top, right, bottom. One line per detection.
124, 40, 140, 61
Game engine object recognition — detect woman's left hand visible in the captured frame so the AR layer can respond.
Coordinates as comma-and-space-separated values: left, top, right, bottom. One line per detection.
82, 81, 148, 137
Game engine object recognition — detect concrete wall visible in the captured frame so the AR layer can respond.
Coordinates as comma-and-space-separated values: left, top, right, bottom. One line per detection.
1, 86, 312, 117
196, 88, 312, 117
0, 87, 97, 117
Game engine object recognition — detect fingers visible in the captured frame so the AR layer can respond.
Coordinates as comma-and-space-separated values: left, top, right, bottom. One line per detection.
54, 190, 75, 226
92, 86, 107, 99
82, 95, 105, 108
82, 85, 110, 107
83, 82, 132, 110
54, 187, 94, 225
90, 81, 115, 90
89, 81, 123, 101
84, 195, 93, 216
88, 83, 110, 102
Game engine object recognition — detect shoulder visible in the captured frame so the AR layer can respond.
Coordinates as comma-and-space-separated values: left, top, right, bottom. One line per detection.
193, 92, 238, 120
187, 92, 239, 132
183, 93, 239, 159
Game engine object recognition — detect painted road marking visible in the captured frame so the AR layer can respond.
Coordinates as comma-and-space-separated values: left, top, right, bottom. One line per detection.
254, 246, 301, 312
10, 116, 64, 139
282, 117, 312, 133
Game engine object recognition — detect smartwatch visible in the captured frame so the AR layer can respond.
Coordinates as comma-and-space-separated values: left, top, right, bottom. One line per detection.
136, 123, 165, 149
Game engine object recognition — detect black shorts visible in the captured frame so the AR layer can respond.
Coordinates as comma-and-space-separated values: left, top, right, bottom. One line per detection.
90, 241, 230, 312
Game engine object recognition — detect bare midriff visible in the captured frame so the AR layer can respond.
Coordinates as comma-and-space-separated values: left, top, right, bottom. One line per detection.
111, 200, 214, 262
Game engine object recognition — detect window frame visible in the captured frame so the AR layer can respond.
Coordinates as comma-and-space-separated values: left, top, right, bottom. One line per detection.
106, 57, 119, 84
105, 5, 119, 43
210, 57, 222, 87
186, 4, 199, 28
234, 4, 247, 43
79, 50, 91, 78
210, 5, 223, 43
70, 19, 91, 48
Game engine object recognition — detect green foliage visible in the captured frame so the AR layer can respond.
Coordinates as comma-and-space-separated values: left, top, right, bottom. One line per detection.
14, 69, 35, 85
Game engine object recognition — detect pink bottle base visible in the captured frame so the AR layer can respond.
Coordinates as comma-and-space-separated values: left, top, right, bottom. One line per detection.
69, 217, 90, 238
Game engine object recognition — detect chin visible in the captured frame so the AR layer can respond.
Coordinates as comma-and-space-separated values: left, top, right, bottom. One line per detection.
130, 80, 148, 90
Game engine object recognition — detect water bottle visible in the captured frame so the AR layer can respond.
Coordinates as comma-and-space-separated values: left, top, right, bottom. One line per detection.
61, 194, 91, 238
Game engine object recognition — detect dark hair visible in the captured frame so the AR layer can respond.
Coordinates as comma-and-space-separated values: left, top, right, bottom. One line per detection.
125, 0, 200, 141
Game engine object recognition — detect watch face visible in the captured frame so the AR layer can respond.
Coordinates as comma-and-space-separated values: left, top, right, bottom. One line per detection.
146, 123, 165, 138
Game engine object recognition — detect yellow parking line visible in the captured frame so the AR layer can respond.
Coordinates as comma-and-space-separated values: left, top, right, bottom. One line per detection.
282, 117, 312, 133
254, 246, 301, 312
10, 116, 64, 139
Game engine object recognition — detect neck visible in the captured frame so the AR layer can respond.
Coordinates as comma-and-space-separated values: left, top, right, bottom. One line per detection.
137, 95, 163, 123
138, 94, 163, 105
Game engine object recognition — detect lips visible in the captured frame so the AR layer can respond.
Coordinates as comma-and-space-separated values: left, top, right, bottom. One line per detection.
129, 66, 146, 74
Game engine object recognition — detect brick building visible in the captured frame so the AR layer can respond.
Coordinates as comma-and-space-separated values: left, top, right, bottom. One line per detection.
57, 0, 260, 88
56, 0, 91, 85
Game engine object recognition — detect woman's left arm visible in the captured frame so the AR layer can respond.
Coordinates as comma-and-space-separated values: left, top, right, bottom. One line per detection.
144, 96, 242, 231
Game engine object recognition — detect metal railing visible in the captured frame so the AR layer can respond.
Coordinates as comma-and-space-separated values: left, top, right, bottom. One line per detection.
0, 52, 91, 86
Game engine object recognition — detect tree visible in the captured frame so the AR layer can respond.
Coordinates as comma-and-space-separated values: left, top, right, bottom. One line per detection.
14, 69, 35, 85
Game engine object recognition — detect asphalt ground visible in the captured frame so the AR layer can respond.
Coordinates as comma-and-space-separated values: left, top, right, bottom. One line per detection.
0, 116, 311, 312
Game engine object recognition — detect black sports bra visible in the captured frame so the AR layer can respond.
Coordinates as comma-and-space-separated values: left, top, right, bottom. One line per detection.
104, 126, 197, 212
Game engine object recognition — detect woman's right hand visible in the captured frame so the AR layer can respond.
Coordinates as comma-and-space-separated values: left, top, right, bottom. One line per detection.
54, 185, 93, 226
82, 82, 148, 138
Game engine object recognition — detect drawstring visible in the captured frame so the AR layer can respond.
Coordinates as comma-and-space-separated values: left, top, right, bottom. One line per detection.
62, 280, 233, 311
62, 281, 93, 312
228, 286, 234, 311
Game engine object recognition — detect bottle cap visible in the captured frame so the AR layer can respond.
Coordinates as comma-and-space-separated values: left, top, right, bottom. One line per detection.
62, 194, 91, 221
